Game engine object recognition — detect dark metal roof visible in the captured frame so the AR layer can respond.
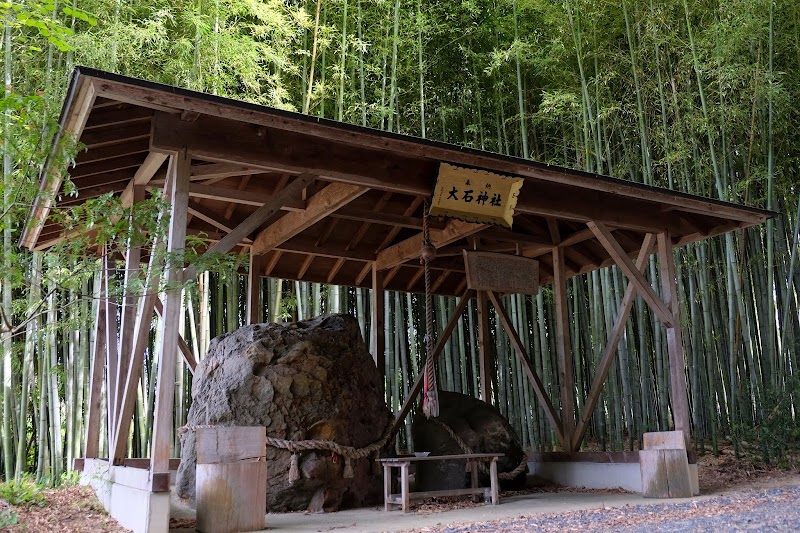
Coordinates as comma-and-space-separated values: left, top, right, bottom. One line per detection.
21, 67, 774, 295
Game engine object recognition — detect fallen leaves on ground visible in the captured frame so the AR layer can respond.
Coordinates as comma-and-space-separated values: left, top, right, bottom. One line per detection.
0, 484, 128, 532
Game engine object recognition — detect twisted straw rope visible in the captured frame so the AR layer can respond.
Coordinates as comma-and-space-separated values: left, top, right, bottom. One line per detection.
429, 419, 529, 481
180, 419, 394, 460
422, 199, 439, 418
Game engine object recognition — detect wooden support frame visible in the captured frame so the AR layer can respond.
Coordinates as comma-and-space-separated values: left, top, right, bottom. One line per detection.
371, 264, 385, 393
476, 291, 492, 404
375, 219, 484, 271
571, 233, 656, 451
486, 291, 566, 449
251, 182, 368, 255
84, 271, 107, 459
552, 247, 576, 450
247, 250, 264, 325
111, 228, 166, 464
114, 186, 145, 442
184, 174, 316, 280
150, 149, 190, 484
588, 222, 674, 327
103, 253, 120, 454
657, 231, 691, 446
386, 289, 475, 442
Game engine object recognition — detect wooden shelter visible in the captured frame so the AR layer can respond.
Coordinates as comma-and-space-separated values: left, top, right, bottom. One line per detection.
22, 67, 771, 532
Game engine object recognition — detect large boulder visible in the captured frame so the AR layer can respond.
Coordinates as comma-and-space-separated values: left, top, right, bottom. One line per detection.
412, 391, 527, 491
176, 314, 391, 512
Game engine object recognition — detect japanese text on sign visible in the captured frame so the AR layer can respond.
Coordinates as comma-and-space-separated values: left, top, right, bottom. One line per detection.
430, 163, 523, 228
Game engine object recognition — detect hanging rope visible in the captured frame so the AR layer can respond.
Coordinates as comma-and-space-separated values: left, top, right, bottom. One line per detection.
421, 199, 439, 418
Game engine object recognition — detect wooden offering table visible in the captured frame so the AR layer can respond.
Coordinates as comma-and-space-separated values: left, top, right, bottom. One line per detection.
380, 453, 503, 512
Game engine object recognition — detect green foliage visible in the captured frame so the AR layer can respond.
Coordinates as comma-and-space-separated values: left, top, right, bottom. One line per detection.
0, 478, 46, 507
733, 379, 800, 466
0, 507, 18, 527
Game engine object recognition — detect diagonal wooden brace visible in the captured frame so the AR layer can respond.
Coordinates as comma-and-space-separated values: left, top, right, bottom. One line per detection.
571, 233, 656, 451
587, 222, 673, 328
487, 291, 566, 449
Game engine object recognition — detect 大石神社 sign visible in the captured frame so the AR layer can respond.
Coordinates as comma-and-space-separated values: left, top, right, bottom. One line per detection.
430, 163, 523, 228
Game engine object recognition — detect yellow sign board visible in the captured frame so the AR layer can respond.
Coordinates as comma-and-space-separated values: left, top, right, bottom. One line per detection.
429, 163, 523, 228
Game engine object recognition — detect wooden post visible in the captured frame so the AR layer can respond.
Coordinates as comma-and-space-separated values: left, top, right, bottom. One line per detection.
103, 253, 120, 453
476, 291, 492, 404
84, 271, 107, 459
115, 186, 144, 438
150, 150, 190, 484
247, 251, 263, 325
371, 263, 385, 390
111, 226, 167, 464
552, 247, 576, 451
657, 231, 691, 447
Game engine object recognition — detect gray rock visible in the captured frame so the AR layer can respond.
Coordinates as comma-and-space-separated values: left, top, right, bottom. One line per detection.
412, 390, 527, 491
176, 314, 391, 512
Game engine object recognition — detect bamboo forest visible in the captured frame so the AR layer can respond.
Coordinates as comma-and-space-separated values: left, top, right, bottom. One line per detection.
1, 0, 799, 490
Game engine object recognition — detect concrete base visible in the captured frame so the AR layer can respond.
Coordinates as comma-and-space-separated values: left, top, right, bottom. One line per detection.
528, 460, 643, 492
80, 459, 171, 533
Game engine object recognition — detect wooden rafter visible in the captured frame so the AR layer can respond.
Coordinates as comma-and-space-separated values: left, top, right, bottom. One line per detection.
375, 219, 484, 271
184, 174, 317, 280
187, 200, 252, 243
251, 182, 368, 255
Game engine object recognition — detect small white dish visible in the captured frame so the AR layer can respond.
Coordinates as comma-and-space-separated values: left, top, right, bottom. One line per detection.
414, 451, 430, 457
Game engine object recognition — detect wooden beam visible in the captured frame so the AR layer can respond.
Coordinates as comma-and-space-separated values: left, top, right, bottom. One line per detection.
553, 246, 576, 450
119, 152, 168, 208
487, 291, 566, 449
587, 221, 674, 328
375, 219, 484, 271
247, 250, 264, 325
387, 289, 475, 443
326, 257, 346, 284
153, 298, 197, 373
84, 274, 106, 459
476, 291, 492, 404
103, 254, 120, 450
251, 182, 367, 255
150, 149, 190, 477
275, 237, 374, 262
21, 77, 96, 250
297, 254, 315, 278
184, 174, 316, 280
187, 201, 252, 242
111, 231, 165, 464
376, 197, 424, 253
191, 162, 260, 180
114, 186, 145, 442
264, 251, 283, 276
657, 231, 691, 447
371, 264, 385, 395
571, 234, 656, 451
150, 111, 436, 197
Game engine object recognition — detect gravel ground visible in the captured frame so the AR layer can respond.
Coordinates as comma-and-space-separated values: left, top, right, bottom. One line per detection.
406, 485, 800, 532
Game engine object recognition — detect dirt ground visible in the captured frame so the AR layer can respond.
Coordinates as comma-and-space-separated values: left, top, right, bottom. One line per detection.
1, 451, 798, 532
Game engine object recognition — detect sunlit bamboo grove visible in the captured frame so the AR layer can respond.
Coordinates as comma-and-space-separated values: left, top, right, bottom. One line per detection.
1, 0, 799, 484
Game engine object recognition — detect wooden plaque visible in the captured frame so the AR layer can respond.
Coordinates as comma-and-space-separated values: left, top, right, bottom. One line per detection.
430, 163, 523, 228
463, 251, 539, 295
